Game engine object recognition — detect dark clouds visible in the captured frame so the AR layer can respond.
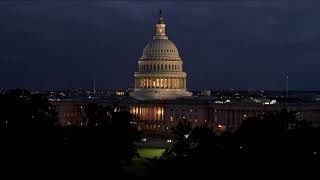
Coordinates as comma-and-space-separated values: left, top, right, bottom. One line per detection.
1, 0, 320, 90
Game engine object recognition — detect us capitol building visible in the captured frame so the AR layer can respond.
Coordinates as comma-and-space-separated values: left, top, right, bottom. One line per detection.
131, 11, 192, 100
53, 11, 320, 134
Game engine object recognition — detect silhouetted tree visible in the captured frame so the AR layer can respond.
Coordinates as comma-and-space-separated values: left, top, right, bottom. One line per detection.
0, 89, 58, 145
162, 117, 192, 158
84, 104, 140, 158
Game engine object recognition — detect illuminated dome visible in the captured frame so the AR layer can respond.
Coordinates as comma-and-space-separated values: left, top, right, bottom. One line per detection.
141, 39, 180, 60
131, 10, 192, 100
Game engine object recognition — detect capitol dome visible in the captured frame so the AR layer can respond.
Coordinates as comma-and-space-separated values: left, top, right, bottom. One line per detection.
141, 39, 180, 59
131, 11, 192, 100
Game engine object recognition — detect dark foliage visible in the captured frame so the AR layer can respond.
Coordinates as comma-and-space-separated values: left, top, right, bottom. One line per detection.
0, 90, 140, 177
0, 89, 58, 145
147, 109, 320, 177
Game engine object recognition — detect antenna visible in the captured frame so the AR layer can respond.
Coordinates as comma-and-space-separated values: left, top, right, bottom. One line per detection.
93, 80, 96, 94
285, 72, 288, 98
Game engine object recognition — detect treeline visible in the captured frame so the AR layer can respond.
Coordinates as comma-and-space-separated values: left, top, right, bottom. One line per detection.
0, 89, 319, 176
147, 110, 320, 177
0, 89, 140, 177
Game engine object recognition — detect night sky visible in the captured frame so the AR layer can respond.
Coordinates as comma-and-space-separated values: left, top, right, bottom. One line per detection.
1, 0, 320, 91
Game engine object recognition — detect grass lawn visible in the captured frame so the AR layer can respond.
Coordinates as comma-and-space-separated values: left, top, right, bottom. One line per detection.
122, 147, 166, 176
138, 147, 165, 159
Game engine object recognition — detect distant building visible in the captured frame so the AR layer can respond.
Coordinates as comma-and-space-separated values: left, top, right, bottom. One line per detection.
116, 91, 125, 96
200, 90, 211, 96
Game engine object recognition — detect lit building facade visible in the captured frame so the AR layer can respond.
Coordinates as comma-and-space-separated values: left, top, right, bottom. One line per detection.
131, 11, 192, 100
54, 98, 320, 133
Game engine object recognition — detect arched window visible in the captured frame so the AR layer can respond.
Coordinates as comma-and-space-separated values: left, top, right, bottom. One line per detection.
171, 65, 174, 70
168, 65, 171, 70
165, 64, 167, 70
161, 64, 163, 70
154, 64, 156, 70
157, 64, 160, 70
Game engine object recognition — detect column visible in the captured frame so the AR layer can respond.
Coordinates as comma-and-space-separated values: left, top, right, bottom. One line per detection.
149, 78, 152, 88
175, 78, 177, 89
177, 78, 179, 89
173, 78, 175, 89
161, 107, 164, 121
164, 78, 167, 88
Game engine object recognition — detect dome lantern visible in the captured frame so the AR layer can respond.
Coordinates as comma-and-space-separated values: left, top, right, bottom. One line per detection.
155, 10, 166, 37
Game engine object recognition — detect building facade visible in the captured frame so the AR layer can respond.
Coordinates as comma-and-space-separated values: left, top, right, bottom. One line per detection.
53, 97, 320, 134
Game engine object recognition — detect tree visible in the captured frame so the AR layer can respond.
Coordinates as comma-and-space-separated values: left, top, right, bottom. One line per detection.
82, 104, 140, 161
190, 126, 217, 156
163, 117, 192, 158
0, 89, 58, 145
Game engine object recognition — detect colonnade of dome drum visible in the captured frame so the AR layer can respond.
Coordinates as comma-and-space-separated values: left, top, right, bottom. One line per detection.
135, 77, 186, 89
138, 63, 182, 72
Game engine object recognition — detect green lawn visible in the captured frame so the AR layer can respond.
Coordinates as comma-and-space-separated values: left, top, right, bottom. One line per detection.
122, 148, 166, 176
138, 147, 165, 159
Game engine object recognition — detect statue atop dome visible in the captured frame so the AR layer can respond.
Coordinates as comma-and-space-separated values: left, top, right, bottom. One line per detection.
158, 9, 165, 24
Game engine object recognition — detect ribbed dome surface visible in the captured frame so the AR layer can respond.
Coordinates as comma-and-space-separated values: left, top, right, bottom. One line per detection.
141, 39, 180, 59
